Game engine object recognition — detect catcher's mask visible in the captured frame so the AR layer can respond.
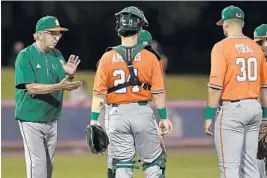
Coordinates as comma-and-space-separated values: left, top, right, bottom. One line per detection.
115, 6, 148, 37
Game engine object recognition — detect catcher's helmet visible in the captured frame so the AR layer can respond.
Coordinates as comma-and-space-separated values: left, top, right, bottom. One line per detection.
115, 6, 148, 37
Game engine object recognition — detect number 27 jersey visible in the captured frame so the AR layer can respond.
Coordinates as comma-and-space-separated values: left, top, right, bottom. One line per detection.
208, 37, 267, 101
93, 49, 165, 104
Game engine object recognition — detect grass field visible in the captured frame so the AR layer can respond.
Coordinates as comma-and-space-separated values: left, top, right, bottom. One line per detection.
2, 153, 220, 178
1, 68, 209, 100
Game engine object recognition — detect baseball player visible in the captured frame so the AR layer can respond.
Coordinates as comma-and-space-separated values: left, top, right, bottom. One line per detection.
254, 24, 267, 178
89, 6, 172, 178
105, 29, 168, 178
204, 5, 267, 178
15, 16, 82, 178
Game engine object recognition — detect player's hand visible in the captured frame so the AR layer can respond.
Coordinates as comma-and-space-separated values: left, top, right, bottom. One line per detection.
59, 76, 82, 91
204, 119, 213, 136
60, 55, 81, 75
159, 119, 173, 136
90, 120, 100, 126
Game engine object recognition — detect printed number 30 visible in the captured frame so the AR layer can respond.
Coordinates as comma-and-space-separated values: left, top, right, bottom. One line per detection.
113, 69, 140, 93
236, 57, 257, 82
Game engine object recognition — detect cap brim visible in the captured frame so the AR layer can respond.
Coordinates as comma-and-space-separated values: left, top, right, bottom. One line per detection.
216, 19, 223, 26
254, 38, 262, 42
47, 27, 69, 32
254, 36, 267, 41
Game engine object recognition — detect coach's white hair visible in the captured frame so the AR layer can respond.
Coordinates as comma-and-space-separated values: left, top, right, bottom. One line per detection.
33, 32, 42, 41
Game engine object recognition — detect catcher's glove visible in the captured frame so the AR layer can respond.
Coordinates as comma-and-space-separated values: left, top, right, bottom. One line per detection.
85, 125, 109, 154
257, 120, 267, 160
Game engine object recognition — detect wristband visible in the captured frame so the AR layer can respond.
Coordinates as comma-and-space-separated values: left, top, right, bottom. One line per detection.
91, 112, 100, 121
263, 107, 267, 118
68, 74, 74, 79
157, 107, 167, 120
205, 106, 216, 120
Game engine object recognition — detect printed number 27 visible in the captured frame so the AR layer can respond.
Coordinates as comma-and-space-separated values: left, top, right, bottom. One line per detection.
113, 69, 140, 93
236, 57, 257, 82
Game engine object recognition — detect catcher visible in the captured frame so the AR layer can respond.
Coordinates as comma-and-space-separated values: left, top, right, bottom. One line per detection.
87, 6, 172, 178
103, 29, 168, 178
254, 24, 267, 178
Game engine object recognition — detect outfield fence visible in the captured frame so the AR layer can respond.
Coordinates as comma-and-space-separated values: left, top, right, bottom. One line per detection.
1, 100, 214, 152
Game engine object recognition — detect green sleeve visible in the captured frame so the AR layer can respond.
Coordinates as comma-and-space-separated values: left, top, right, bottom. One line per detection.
15, 51, 35, 89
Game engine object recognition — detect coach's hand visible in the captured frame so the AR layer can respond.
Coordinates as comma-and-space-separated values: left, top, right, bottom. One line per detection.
60, 55, 81, 75
59, 76, 82, 91
204, 119, 213, 136
159, 119, 173, 136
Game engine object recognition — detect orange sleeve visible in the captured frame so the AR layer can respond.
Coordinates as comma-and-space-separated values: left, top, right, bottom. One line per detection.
260, 54, 267, 88
150, 57, 165, 94
208, 44, 227, 90
93, 53, 109, 95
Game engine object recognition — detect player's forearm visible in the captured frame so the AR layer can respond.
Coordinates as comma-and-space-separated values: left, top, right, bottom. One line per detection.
152, 92, 166, 109
207, 87, 222, 107
260, 88, 267, 107
205, 87, 222, 119
90, 94, 106, 121
152, 91, 168, 120
260, 88, 267, 119
26, 83, 62, 94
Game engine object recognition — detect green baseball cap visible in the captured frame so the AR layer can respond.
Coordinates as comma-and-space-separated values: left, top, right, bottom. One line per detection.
35, 16, 68, 32
254, 24, 267, 41
138, 30, 152, 45
216, 5, 245, 26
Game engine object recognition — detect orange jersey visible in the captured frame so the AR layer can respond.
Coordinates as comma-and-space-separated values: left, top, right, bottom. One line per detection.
208, 37, 267, 101
93, 49, 165, 104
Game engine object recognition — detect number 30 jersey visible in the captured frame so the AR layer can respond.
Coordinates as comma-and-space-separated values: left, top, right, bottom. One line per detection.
208, 36, 267, 101
93, 49, 165, 104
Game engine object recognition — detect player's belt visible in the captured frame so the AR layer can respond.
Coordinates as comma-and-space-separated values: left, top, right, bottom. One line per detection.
110, 101, 148, 107
222, 98, 258, 103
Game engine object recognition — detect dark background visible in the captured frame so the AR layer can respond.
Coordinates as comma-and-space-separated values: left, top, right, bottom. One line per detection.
2, 1, 267, 74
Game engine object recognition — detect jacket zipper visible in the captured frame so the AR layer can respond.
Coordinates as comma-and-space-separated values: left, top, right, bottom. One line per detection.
45, 55, 49, 76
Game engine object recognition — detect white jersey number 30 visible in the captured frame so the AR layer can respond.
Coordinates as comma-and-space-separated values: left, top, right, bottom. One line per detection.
236, 57, 258, 82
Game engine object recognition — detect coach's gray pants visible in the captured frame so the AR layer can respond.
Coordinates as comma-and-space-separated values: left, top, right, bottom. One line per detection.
18, 120, 57, 178
214, 99, 262, 178
107, 103, 163, 178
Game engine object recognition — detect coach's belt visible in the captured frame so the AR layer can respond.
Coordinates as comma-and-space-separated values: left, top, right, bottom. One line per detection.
111, 101, 148, 107
222, 98, 258, 103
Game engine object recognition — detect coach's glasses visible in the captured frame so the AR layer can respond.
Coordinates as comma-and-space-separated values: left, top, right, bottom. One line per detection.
43, 31, 63, 39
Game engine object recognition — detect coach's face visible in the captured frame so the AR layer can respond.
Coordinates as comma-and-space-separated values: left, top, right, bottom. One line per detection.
42, 31, 62, 49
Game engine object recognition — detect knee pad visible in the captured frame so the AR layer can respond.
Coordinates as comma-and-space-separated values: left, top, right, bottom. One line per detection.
142, 155, 166, 178
112, 158, 139, 174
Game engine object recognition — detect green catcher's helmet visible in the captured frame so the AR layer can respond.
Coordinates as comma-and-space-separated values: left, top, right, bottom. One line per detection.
115, 6, 148, 37
138, 30, 152, 45
254, 24, 267, 42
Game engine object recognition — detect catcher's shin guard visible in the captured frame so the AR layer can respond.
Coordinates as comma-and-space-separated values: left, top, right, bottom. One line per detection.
108, 168, 115, 178
142, 155, 166, 178
112, 159, 139, 178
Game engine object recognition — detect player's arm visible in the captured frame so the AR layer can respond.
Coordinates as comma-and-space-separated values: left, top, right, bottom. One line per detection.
150, 57, 166, 116
90, 53, 109, 122
205, 44, 226, 120
260, 55, 267, 119
15, 51, 64, 94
